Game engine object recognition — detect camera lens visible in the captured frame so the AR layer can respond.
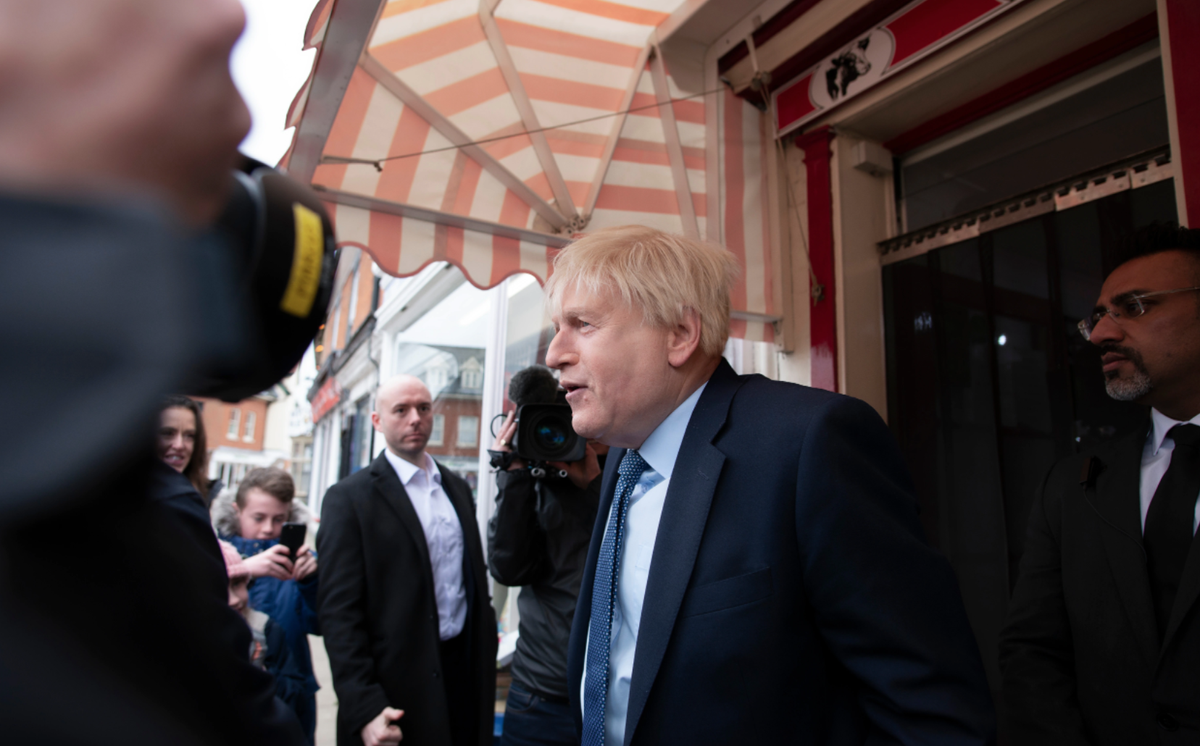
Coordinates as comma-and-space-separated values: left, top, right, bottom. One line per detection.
535, 423, 568, 450
520, 405, 581, 461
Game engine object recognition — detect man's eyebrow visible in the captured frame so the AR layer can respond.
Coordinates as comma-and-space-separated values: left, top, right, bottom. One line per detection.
1108, 289, 1150, 306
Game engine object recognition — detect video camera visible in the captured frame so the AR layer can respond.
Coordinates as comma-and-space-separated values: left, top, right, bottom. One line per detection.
505, 365, 586, 470
513, 395, 586, 463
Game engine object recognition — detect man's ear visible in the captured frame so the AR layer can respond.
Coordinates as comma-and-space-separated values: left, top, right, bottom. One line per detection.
666, 307, 703, 368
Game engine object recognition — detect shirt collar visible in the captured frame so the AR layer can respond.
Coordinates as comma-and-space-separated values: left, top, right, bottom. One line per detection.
637, 382, 707, 481
1150, 408, 1200, 455
384, 448, 440, 486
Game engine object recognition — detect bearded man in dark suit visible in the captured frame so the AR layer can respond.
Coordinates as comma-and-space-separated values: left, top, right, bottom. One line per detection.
544, 225, 994, 746
1001, 224, 1200, 744
318, 375, 496, 746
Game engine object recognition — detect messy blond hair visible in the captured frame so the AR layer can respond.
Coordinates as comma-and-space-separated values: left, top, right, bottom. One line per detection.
544, 225, 739, 357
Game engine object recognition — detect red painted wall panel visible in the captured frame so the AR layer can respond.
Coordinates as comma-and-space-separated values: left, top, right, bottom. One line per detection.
1164, 0, 1200, 227
885, 0, 1004, 67
793, 126, 838, 392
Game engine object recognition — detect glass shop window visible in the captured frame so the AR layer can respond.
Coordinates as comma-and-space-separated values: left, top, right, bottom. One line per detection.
429, 414, 446, 447
456, 416, 479, 448
392, 268, 490, 493
882, 176, 1177, 695
502, 273, 555, 405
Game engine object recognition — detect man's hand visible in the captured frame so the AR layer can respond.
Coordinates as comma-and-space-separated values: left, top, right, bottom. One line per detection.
242, 544, 294, 581
0, 0, 251, 224
292, 546, 318, 581
550, 442, 602, 490
492, 410, 527, 471
361, 707, 404, 746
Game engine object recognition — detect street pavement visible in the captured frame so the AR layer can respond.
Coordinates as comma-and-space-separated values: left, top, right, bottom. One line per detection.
309, 635, 338, 746
309, 633, 508, 745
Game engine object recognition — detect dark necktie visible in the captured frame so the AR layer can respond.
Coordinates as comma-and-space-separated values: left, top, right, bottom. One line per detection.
582, 449, 648, 746
1144, 424, 1200, 638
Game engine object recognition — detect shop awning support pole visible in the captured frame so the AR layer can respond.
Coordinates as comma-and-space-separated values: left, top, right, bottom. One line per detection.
650, 36, 700, 239
583, 43, 654, 224
479, 0, 579, 222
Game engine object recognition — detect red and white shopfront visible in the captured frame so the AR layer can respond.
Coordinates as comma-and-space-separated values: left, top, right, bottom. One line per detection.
683, 0, 1197, 698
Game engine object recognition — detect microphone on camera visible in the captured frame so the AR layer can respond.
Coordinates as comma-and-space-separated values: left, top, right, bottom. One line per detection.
508, 365, 561, 407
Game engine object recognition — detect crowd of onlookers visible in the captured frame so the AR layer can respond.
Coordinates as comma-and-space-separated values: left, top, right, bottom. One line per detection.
156, 399, 321, 743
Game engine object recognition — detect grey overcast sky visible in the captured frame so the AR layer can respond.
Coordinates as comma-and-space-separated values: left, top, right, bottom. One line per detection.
231, 0, 320, 165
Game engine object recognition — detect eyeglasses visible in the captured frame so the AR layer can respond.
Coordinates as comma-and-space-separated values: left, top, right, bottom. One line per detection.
1078, 286, 1200, 340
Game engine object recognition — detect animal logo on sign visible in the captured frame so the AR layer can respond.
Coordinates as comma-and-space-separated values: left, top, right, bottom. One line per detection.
826, 38, 872, 100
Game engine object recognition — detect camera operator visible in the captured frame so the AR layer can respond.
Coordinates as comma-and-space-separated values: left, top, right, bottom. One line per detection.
0, 1, 315, 743
488, 366, 607, 746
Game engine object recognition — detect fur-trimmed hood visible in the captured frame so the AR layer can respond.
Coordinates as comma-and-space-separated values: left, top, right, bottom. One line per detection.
210, 486, 316, 542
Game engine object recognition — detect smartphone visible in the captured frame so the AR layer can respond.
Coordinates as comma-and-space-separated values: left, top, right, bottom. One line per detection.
279, 522, 307, 562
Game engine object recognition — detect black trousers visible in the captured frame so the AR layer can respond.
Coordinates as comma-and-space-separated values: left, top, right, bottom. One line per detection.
439, 629, 479, 746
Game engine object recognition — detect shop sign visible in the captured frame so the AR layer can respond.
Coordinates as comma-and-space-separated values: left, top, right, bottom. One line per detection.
310, 378, 342, 423
773, 0, 1026, 137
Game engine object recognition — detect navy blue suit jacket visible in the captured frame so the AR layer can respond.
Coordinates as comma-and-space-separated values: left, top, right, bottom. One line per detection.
567, 360, 994, 745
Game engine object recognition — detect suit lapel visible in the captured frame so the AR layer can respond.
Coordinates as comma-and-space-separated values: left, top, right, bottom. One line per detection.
1162, 453, 1200, 654
370, 453, 436, 591
1091, 422, 1159, 664
622, 360, 743, 746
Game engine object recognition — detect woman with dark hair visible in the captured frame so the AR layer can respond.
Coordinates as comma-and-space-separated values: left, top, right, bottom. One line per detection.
157, 395, 221, 506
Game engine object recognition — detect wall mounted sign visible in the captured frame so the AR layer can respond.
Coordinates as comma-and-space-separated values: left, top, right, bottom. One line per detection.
310, 377, 343, 423
772, 0, 1026, 137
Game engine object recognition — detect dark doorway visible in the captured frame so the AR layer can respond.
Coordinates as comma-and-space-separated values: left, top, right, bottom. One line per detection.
882, 178, 1177, 694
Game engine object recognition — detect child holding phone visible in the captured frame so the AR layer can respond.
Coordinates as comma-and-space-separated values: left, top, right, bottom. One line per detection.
213, 467, 321, 744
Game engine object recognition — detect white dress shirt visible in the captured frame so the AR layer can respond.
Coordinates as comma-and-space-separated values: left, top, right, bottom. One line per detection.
384, 448, 467, 640
1139, 408, 1200, 535
582, 383, 706, 746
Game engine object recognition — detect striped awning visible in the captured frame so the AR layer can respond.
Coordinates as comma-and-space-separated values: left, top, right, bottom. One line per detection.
283, 0, 778, 340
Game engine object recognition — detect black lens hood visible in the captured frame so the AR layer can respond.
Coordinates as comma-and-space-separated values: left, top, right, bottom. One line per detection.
186, 159, 338, 401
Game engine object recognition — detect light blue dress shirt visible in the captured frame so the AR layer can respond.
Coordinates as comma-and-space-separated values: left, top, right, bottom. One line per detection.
581, 382, 707, 746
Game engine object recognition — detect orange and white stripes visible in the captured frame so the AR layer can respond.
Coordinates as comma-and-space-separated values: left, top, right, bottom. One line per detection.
722, 88, 776, 343
327, 201, 560, 289
284, 0, 778, 342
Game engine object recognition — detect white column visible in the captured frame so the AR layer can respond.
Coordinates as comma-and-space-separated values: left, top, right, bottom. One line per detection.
476, 278, 510, 582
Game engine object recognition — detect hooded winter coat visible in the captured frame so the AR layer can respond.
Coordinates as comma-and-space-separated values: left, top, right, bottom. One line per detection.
247, 608, 311, 715
213, 489, 321, 743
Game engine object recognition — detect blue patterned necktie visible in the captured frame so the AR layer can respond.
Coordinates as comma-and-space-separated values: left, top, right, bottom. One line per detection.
582, 449, 648, 746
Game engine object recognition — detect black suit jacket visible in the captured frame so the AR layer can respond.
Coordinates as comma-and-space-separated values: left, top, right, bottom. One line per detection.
567, 360, 994, 745
318, 453, 497, 746
1000, 419, 1200, 743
